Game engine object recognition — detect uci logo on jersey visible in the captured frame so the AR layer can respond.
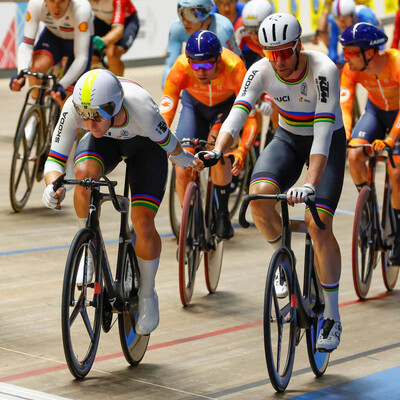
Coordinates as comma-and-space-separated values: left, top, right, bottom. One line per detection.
241, 69, 259, 97
274, 96, 290, 102
317, 76, 329, 103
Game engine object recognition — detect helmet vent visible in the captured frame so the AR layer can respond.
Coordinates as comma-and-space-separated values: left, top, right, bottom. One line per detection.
283, 25, 288, 41
272, 24, 276, 42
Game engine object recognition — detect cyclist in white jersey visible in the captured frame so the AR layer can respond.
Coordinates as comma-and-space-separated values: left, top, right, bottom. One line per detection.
10, 0, 94, 103
41, 69, 198, 335
198, 13, 346, 353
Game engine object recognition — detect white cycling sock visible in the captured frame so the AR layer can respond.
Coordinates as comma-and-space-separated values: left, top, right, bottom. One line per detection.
137, 256, 159, 297
321, 281, 340, 322
268, 234, 282, 251
77, 217, 87, 229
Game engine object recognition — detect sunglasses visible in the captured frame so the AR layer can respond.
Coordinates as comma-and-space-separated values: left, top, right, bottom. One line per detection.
343, 49, 362, 59
263, 42, 298, 62
188, 60, 216, 71
73, 103, 108, 122
244, 25, 259, 35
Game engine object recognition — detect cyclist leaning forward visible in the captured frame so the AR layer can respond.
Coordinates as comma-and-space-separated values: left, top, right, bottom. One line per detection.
198, 13, 346, 352
340, 22, 400, 265
161, 30, 258, 240
10, 0, 94, 104
41, 69, 198, 335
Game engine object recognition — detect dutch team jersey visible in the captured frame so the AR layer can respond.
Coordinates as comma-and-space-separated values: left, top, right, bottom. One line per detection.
44, 79, 178, 175
340, 49, 400, 138
220, 50, 343, 157
89, 0, 136, 26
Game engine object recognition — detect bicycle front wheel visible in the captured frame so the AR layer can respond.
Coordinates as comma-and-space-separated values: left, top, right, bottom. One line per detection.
118, 246, 150, 365
178, 181, 201, 306
9, 106, 43, 212
305, 247, 330, 376
204, 181, 224, 293
264, 248, 296, 392
381, 183, 399, 290
61, 229, 102, 379
352, 185, 377, 299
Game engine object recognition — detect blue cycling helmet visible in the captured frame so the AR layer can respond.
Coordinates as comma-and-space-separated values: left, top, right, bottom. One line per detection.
178, 0, 214, 23
340, 22, 388, 49
185, 30, 222, 61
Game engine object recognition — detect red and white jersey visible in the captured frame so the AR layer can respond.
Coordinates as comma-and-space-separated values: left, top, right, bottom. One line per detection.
89, 0, 136, 26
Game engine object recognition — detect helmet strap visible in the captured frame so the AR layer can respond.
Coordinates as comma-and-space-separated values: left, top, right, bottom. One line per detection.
360, 48, 376, 72
294, 49, 300, 71
110, 115, 115, 128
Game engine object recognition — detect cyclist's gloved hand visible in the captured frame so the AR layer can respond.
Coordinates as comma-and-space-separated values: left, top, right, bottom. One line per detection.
54, 84, 66, 101
169, 149, 196, 168
226, 146, 246, 172
196, 148, 222, 167
287, 183, 315, 203
9, 74, 26, 91
93, 35, 106, 50
257, 93, 273, 116
42, 184, 66, 210
372, 137, 395, 151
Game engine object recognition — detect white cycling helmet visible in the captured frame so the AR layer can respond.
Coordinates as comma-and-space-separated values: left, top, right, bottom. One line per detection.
177, 0, 215, 23
331, 0, 356, 17
242, 0, 273, 29
73, 69, 124, 121
258, 12, 302, 47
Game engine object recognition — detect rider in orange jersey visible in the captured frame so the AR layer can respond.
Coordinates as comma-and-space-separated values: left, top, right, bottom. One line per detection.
161, 30, 257, 239
340, 22, 400, 265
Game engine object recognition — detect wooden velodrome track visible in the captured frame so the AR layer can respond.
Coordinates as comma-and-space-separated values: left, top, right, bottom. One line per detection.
0, 39, 400, 400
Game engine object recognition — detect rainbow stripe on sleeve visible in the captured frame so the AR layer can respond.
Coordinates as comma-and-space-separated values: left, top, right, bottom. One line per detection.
232, 100, 253, 115
131, 194, 161, 213
155, 130, 172, 148
314, 112, 335, 124
22, 36, 35, 45
47, 150, 68, 168
74, 151, 105, 173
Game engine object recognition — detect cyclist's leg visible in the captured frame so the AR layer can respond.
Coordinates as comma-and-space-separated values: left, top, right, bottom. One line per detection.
348, 100, 384, 190
175, 90, 209, 204
306, 128, 346, 351
125, 136, 168, 334
106, 12, 139, 76
249, 127, 303, 246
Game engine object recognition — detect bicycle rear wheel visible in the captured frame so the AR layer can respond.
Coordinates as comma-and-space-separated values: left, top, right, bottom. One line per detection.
305, 246, 330, 376
61, 229, 102, 379
9, 106, 43, 212
118, 246, 150, 365
179, 181, 201, 306
204, 181, 224, 293
264, 248, 296, 392
352, 185, 377, 299
381, 183, 400, 290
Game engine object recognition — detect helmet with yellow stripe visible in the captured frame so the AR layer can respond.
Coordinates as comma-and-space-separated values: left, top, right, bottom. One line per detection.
73, 69, 124, 122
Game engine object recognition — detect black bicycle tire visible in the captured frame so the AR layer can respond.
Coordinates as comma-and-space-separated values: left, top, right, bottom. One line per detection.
61, 229, 102, 379
352, 185, 376, 299
118, 245, 150, 365
204, 180, 224, 293
305, 246, 330, 376
169, 167, 180, 240
178, 181, 201, 306
9, 106, 43, 212
263, 248, 296, 392
381, 182, 400, 290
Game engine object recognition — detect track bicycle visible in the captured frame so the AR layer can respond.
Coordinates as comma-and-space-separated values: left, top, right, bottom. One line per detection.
239, 194, 329, 392
169, 142, 255, 240
53, 161, 149, 379
349, 143, 399, 300
178, 138, 225, 306
9, 70, 61, 212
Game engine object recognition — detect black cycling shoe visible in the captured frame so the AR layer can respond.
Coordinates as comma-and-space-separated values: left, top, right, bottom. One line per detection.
216, 212, 234, 240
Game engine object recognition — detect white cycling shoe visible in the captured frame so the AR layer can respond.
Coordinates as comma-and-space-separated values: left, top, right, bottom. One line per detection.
274, 266, 288, 298
76, 251, 94, 286
316, 319, 342, 352
136, 288, 159, 335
